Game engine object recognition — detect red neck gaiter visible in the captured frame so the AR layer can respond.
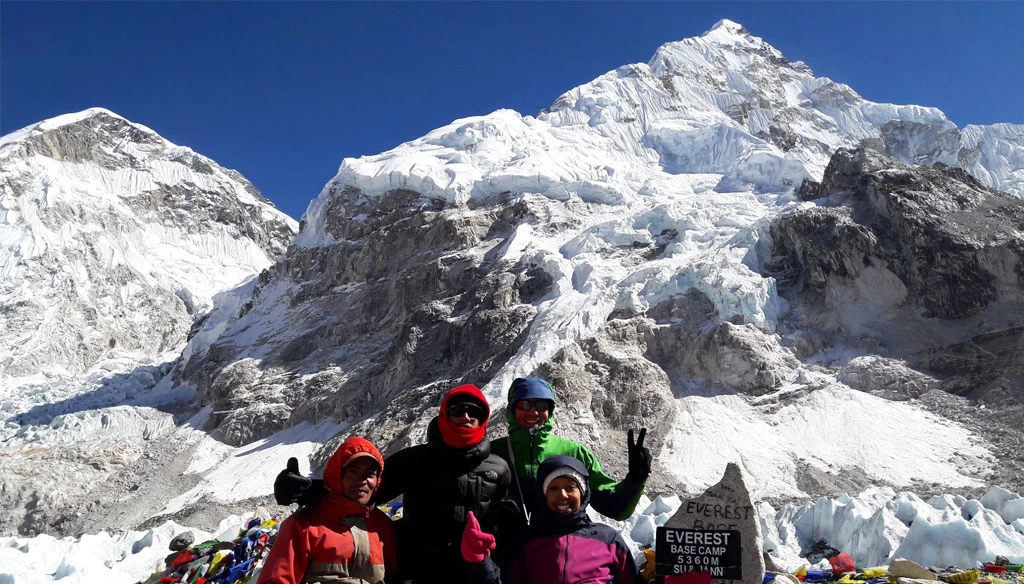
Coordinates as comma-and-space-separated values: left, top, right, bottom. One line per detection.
438, 384, 489, 449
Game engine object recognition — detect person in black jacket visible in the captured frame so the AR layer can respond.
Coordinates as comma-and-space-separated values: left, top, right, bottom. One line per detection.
275, 383, 512, 583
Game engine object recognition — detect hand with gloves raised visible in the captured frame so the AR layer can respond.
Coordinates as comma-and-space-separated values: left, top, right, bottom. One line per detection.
626, 428, 652, 482
274, 457, 327, 507
460, 511, 496, 563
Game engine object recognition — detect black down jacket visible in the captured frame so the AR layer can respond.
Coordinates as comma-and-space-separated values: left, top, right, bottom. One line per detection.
375, 417, 512, 583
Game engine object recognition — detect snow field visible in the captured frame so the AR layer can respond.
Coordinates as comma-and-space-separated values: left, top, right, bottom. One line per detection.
661, 383, 991, 503
0, 515, 248, 584
157, 414, 348, 516
8, 486, 1024, 583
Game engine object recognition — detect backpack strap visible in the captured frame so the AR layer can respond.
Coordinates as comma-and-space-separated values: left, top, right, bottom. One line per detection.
505, 438, 531, 526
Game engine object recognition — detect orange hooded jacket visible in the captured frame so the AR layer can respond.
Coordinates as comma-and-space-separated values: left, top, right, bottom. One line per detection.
257, 436, 397, 584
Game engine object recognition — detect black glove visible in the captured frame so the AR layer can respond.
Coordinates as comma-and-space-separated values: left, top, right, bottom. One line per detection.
488, 498, 528, 568
487, 498, 526, 532
626, 428, 652, 482
274, 457, 326, 506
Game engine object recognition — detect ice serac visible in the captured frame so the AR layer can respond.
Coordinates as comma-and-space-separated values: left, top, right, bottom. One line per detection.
961, 123, 1024, 198
0, 108, 297, 536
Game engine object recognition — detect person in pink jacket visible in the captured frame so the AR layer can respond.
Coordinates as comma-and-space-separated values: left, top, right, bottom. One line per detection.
461, 455, 641, 584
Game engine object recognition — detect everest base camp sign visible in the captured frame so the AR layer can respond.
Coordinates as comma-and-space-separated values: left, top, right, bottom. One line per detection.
655, 527, 742, 578
657, 462, 765, 584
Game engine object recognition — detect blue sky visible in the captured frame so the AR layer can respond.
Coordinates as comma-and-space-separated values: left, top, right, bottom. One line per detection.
3, 2, 1022, 219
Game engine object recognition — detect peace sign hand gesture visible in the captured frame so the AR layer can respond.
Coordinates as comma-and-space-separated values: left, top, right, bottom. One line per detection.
626, 428, 652, 482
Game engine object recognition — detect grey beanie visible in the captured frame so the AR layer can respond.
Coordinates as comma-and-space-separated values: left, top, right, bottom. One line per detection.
541, 465, 588, 497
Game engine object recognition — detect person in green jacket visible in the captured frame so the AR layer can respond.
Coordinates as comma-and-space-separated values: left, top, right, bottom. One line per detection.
490, 377, 651, 525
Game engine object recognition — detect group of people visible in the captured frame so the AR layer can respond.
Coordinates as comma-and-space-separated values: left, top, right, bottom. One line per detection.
257, 377, 652, 584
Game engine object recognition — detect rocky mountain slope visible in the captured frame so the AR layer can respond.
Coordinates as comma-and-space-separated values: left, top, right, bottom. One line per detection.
770, 148, 1024, 398
0, 108, 297, 535
166, 20, 1024, 520
4, 21, 1024, 542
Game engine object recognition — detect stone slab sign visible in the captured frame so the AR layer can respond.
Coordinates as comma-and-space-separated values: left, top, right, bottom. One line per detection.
656, 462, 765, 584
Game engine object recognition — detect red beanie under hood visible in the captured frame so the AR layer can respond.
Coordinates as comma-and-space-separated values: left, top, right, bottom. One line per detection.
438, 384, 490, 449
323, 435, 385, 495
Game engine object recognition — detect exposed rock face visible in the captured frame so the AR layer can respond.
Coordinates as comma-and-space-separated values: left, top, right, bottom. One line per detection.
178, 190, 550, 447
880, 120, 961, 167
177, 173, 813, 519
836, 356, 942, 400
768, 148, 1024, 398
177, 181, 805, 477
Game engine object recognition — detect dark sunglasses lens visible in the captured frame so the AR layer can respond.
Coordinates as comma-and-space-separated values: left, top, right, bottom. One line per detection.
448, 403, 485, 418
515, 400, 551, 412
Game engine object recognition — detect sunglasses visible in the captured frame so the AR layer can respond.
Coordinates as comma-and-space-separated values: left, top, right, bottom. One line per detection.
514, 399, 552, 412
446, 402, 486, 419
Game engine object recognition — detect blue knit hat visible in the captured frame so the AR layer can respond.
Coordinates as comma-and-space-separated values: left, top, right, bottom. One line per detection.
510, 377, 556, 402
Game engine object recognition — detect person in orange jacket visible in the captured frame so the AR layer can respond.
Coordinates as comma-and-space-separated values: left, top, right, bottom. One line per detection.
257, 436, 397, 584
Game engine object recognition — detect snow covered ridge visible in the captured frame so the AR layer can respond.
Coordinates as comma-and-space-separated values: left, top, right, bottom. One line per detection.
0, 107, 298, 384
299, 20, 1022, 246
0, 108, 299, 539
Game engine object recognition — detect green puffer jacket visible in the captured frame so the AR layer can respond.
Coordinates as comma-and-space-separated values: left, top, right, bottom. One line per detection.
490, 388, 646, 522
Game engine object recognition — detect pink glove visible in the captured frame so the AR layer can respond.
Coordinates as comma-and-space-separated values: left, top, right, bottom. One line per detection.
460, 511, 496, 563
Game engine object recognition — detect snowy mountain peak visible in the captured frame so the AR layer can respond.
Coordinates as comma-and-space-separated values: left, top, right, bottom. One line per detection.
653, 18, 784, 72
307, 17, 1024, 254
0, 108, 297, 393
709, 18, 745, 32
1, 107, 157, 154
28, 107, 134, 133
702, 18, 755, 42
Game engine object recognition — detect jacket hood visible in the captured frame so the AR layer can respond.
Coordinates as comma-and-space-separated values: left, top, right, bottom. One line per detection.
323, 435, 385, 495
533, 455, 592, 534
438, 383, 489, 448
537, 455, 591, 509
510, 378, 556, 402
504, 378, 557, 432
442, 383, 490, 416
